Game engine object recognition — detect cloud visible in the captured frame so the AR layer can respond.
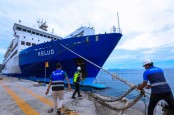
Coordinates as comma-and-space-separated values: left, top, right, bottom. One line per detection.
116, 0, 174, 52
118, 28, 174, 50
0, 48, 6, 54
0, 0, 174, 69
104, 44, 174, 69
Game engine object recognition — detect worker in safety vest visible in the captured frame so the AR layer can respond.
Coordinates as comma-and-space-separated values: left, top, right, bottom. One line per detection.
45, 63, 71, 114
137, 59, 174, 115
71, 66, 83, 99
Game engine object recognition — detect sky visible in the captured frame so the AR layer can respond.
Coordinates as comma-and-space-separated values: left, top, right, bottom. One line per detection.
0, 0, 174, 69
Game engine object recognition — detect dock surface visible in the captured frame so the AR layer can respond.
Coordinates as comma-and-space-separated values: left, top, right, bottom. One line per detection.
0, 75, 97, 115
0, 75, 164, 115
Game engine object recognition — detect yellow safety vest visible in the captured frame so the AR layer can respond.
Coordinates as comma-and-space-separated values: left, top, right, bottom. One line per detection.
73, 71, 80, 82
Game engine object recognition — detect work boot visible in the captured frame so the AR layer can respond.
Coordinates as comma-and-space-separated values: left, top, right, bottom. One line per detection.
71, 96, 76, 99
47, 107, 53, 113
57, 108, 61, 115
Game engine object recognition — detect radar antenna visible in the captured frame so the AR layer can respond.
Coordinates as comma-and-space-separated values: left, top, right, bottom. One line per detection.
37, 19, 48, 31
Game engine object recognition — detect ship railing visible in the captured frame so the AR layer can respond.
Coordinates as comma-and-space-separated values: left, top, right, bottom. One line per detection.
110, 26, 122, 34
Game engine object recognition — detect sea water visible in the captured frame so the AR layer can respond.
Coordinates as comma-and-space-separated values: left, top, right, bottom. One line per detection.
93, 69, 174, 99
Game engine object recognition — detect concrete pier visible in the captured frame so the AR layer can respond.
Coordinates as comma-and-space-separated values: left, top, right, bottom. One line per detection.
0, 75, 164, 115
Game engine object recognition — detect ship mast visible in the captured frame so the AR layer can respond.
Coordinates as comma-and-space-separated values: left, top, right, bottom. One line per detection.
116, 12, 122, 33
117, 12, 120, 29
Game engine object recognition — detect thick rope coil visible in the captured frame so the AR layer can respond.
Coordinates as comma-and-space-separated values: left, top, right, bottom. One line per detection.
90, 85, 137, 102
88, 89, 145, 111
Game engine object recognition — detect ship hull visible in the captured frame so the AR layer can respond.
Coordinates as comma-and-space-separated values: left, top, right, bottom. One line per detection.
4, 33, 122, 87
2, 55, 21, 75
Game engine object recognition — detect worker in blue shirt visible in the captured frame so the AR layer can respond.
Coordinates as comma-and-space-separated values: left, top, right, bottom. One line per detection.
138, 59, 174, 115
45, 63, 71, 114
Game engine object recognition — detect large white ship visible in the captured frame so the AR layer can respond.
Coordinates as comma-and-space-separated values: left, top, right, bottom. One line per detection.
2, 21, 122, 89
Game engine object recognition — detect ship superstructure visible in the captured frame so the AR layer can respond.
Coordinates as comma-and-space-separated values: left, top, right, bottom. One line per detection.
2, 23, 61, 74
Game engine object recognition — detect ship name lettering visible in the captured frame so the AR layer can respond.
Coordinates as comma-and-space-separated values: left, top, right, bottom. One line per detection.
38, 49, 54, 56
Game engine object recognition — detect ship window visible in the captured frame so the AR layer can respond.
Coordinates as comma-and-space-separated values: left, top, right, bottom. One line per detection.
21, 41, 25, 45
48, 36, 50, 38
32, 43, 36, 46
27, 30, 31, 33
32, 31, 35, 34
44, 35, 47, 37
16, 27, 22, 30
32, 38, 34, 40
36, 33, 39, 35
26, 42, 31, 46
40, 34, 43, 36
23, 29, 26, 32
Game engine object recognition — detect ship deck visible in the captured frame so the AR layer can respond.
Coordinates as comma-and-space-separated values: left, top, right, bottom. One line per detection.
0, 75, 164, 115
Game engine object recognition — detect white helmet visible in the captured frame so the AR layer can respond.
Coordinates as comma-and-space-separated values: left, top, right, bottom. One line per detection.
77, 66, 81, 71
143, 59, 152, 66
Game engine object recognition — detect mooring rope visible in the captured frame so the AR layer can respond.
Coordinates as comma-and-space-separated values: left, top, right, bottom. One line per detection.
60, 44, 135, 88
90, 85, 137, 102
88, 90, 145, 111
59, 43, 150, 111
60, 43, 153, 96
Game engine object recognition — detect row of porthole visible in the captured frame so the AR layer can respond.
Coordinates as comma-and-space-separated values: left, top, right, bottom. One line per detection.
23, 36, 50, 43
22, 36, 98, 54
16, 26, 59, 40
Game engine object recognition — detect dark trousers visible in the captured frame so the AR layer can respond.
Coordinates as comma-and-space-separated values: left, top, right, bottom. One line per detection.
72, 83, 81, 97
148, 92, 174, 115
